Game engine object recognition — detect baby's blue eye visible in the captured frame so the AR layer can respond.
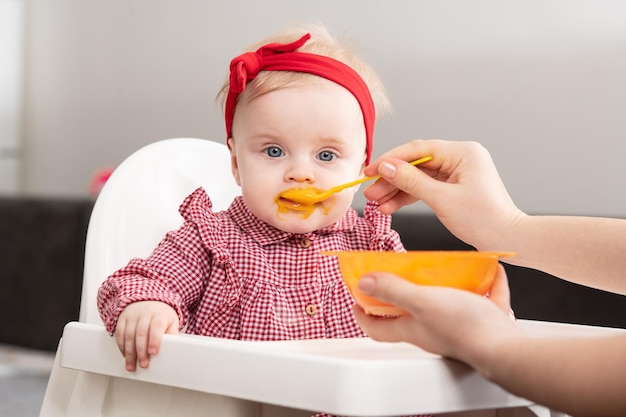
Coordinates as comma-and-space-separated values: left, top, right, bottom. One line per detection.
318, 151, 336, 162
265, 146, 284, 158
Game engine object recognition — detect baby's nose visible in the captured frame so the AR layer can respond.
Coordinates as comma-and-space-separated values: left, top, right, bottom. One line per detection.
285, 163, 315, 183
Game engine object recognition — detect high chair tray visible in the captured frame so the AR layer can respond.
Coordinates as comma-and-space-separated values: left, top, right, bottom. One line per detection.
60, 320, 625, 415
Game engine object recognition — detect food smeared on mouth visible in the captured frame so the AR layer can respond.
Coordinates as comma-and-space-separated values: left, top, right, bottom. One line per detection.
279, 187, 325, 205
275, 187, 332, 219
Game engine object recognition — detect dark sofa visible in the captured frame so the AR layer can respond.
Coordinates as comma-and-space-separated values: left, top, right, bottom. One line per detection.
1, 197, 624, 351
1, 197, 91, 351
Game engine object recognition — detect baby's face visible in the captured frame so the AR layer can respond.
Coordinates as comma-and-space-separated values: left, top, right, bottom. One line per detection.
229, 81, 367, 234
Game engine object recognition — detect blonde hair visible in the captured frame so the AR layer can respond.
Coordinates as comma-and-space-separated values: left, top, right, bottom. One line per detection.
217, 23, 392, 119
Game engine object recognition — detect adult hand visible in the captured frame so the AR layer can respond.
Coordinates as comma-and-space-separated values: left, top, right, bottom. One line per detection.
353, 265, 524, 371
115, 301, 180, 371
364, 139, 524, 251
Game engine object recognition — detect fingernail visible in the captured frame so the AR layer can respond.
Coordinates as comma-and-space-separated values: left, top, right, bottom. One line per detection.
358, 276, 376, 295
379, 162, 397, 179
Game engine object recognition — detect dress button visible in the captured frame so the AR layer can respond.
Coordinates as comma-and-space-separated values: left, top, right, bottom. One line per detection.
305, 304, 317, 316
300, 237, 311, 248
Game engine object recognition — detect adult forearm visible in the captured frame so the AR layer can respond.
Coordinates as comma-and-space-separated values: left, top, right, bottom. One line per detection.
477, 334, 626, 417
496, 216, 626, 294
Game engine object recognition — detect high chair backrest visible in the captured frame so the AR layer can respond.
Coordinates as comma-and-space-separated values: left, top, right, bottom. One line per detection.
80, 138, 240, 324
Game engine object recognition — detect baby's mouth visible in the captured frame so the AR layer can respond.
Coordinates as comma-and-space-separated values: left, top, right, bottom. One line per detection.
277, 196, 319, 211
278, 186, 329, 206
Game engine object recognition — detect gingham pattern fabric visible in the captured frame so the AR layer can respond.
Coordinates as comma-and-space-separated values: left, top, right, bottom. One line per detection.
98, 187, 405, 340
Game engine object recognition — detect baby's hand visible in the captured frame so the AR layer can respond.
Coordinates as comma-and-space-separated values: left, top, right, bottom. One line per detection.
115, 301, 179, 371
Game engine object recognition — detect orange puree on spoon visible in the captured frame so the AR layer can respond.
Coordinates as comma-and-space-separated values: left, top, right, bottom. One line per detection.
275, 188, 332, 219
277, 156, 433, 208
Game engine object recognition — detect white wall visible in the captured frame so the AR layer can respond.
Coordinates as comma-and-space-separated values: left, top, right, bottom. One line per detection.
0, 0, 23, 194
22, 0, 626, 216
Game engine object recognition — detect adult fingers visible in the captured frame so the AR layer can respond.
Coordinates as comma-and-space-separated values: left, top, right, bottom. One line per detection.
352, 304, 408, 343
364, 159, 446, 214
487, 265, 513, 315
358, 273, 426, 313
364, 184, 421, 215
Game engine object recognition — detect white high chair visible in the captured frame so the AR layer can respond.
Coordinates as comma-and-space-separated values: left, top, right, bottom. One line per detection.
79, 137, 242, 326
39, 138, 586, 417
40, 138, 265, 417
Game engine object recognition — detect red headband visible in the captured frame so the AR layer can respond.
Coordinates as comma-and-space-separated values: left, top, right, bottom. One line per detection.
225, 33, 376, 164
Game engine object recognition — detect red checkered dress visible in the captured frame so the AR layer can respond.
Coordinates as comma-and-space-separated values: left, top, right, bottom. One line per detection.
98, 187, 405, 339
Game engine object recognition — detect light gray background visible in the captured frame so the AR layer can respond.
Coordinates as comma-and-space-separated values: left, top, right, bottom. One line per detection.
17, 0, 626, 215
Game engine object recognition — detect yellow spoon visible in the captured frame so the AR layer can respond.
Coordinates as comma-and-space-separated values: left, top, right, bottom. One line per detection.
280, 155, 433, 206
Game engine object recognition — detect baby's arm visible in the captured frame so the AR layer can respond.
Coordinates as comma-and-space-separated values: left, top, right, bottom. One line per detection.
115, 301, 180, 372
98, 190, 219, 370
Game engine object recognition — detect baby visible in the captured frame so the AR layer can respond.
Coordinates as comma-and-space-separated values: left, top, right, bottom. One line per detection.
98, 24, 406, 374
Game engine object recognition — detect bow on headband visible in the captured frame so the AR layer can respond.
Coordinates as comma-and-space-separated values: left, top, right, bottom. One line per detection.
225, 33, 376, 164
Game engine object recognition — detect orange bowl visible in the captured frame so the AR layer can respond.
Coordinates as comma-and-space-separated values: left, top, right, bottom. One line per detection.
323, 251, 515, 316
